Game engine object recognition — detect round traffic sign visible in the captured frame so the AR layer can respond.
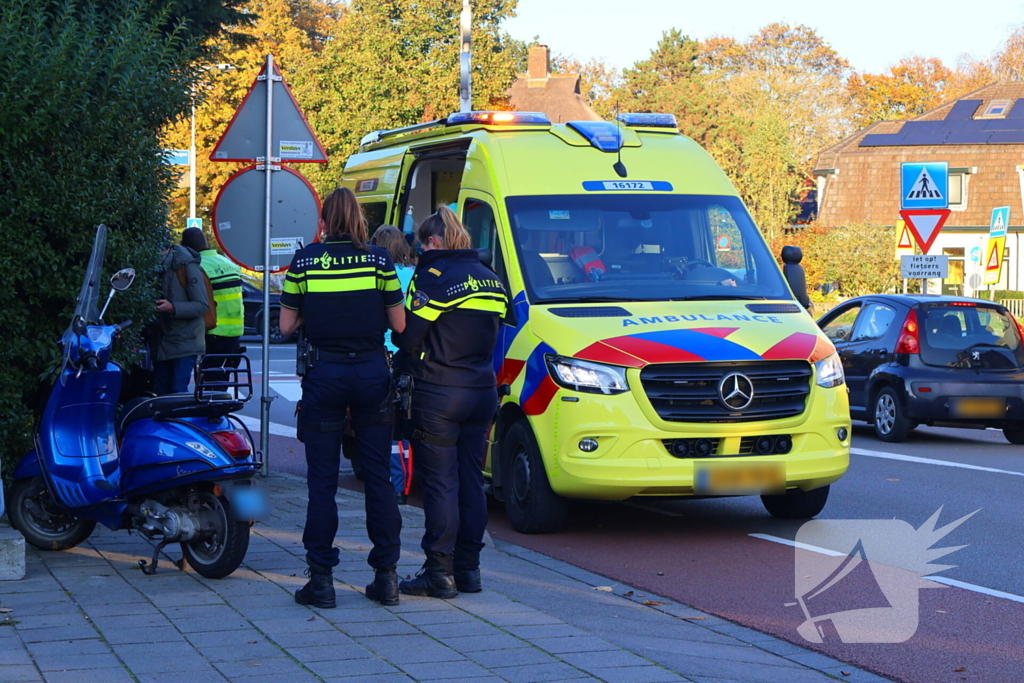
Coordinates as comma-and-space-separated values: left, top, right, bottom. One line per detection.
212, 165, 321, 273
717, 234, 731, 251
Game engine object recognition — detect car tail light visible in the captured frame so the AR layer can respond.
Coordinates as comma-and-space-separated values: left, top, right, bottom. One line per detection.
948, 301, 977, 307
211, 431, 252, 459
1011, 313, 1024, 342
895, 309, 920, 354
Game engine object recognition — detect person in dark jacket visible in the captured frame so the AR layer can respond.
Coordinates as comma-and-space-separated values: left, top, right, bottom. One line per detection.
279, 188, 406, 609
394, 207, 507, 598
154, 243, 209, 395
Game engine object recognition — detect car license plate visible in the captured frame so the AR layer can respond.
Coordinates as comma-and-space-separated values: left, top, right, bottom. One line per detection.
694, 461, 785, 495
951, 397, 1006, 419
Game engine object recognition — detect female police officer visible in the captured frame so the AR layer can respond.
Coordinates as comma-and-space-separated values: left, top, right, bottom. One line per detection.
279, 188, 406, 608
393, 207, 507, 598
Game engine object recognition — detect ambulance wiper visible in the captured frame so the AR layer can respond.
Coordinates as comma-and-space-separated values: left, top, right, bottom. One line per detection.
670, 295, 767, 301
540, 296, 636, 304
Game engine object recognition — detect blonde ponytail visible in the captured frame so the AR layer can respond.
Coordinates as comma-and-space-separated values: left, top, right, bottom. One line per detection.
418, 205, 472, 250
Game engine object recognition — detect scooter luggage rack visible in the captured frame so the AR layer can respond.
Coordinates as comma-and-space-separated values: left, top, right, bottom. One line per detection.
194, 354, 254, 404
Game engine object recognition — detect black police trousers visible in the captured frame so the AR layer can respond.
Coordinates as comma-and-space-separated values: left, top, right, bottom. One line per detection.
411, 382, 497, 570
298, 356, 400, 569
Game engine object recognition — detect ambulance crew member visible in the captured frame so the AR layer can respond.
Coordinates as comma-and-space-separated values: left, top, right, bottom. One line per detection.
394, 207, 507, 598
278, 188, 406, 609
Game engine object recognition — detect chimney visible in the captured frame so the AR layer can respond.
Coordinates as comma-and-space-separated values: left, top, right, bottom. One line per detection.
528, 45, 550, 81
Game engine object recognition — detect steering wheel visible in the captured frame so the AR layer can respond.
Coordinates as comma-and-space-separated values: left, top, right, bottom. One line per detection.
683, 259, 715, 272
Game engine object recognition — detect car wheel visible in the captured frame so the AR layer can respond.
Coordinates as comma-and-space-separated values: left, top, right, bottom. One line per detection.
873, 387, 912, 442
1004, 426, 1024, 444
761, 485, 830, 519
255, 307, 293, 344
502, 421, 567, 534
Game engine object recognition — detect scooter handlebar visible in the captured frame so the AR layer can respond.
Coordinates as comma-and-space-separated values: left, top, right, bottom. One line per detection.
115, 319, 133, 332
83, 355, 99, 372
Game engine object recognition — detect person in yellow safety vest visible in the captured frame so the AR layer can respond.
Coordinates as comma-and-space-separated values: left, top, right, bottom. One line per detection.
181, 228, 244, 384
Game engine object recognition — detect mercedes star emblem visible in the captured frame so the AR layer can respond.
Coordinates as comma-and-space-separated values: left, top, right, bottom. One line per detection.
719, 372, 755, 410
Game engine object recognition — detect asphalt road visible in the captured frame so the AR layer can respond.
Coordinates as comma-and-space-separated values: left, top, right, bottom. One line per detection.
243, 343, 1024, 683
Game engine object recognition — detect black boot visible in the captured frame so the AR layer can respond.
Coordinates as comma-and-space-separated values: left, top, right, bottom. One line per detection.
454, 550, 482, 593
399, 551, 458, 599
454, 569, 482, 593
294, 561, 336, 609
365, 567, 400, 606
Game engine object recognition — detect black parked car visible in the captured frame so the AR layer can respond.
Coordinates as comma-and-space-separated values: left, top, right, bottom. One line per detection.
817, 295, 1024, 443
242, 281, 295, 344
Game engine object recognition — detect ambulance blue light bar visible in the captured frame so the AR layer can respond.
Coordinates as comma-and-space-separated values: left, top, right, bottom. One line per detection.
615, 113, 678, 128
447, 111, 551, 126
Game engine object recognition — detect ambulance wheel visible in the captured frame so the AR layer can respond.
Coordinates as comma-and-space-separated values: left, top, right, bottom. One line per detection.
180, 491, 250, 579
7, 477, 96, 551
761, 485, 830, 520
503, 421, 567, 534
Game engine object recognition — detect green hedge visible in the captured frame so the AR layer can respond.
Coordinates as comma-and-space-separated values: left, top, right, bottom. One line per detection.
0, 0, 221, 482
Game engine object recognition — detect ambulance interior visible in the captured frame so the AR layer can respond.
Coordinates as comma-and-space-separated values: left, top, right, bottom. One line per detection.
506, 194, 792, 303
399, 154, 466, 235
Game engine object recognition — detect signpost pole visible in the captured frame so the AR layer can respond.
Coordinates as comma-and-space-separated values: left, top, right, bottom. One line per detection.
259, 53, 275, 477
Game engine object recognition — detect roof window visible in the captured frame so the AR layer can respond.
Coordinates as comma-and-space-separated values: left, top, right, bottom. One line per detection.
978, 100, 1011, 118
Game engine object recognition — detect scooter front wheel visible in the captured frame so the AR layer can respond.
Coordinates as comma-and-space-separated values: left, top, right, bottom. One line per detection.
180, 490, 250, 579
7, 477, 96, 551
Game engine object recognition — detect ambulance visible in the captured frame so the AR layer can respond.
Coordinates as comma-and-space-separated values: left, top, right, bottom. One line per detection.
340, 111, 850, 533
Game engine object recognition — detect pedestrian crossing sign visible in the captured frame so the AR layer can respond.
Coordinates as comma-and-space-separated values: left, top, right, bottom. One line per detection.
901, 162, 948, 210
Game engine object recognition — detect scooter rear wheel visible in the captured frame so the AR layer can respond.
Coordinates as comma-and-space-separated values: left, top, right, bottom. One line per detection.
180, 490, 250, 579
7, 477, 96, 551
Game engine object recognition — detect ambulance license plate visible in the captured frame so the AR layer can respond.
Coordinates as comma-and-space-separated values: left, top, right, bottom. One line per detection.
951, 397, 1005, 418
694, 462, 785, 495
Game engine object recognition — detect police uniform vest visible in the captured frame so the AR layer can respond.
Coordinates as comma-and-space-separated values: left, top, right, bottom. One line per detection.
396, 249, 508, 388
197, 249, 244, 337
280, 236, 403, 353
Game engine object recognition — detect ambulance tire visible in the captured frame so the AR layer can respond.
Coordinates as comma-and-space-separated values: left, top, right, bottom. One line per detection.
761, 485, 829, 520
503, 421, 568, 534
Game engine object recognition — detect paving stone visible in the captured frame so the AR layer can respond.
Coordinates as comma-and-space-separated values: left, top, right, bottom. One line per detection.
444, 633, 531, 653
320, 676, 415, 683
336, 619, 421, 637
397, 659, 494, 680
134, 672, 228, 683
586, 665, 688, 683
480, 611, 564, 627
17, 625, 100, 642
88, 613, 173, 631
284, 643, 376, 663
33, 653, 123, 672
0, 664, 44, 682
531, 635, 613, 654
11, 614, 92, 631
822, 667, 892, 683
183, 629, 273, 648
504, 624, 590, 639
100, 625, 187, 645
25, 639, 111, 657
559, 649, 653, 671
42, 667, 135, 683
223, 673, 321, 683
0, 647, 33, 666
269, 628, 355, 648
213, 656, 312, 678
464, 646, 558, 668
304, 656, 398, 678
491, 662, 592, 682
200, 641, 288, 662
417, 621, 506, 639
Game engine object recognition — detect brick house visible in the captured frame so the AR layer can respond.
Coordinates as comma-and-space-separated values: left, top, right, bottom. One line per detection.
813, 82, 1024, 296
508, 46, 602, 123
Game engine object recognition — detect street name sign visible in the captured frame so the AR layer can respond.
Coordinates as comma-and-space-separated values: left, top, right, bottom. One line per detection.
900, 254, 949, 279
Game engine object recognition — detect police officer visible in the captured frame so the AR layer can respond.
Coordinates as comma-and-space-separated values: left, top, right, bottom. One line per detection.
394, 207, 507, 598
278, 188, 406, 608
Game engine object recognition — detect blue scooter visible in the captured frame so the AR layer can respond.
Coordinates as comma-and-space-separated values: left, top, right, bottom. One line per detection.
7, 225, 262, 578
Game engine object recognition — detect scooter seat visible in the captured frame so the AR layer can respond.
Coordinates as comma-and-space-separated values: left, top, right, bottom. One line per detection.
118, 393, 240, 436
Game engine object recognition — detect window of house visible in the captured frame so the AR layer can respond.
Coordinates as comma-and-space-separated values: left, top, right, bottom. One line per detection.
948, 173, 967, 209
941, 247, 965, 296
981, 100, 1011, 118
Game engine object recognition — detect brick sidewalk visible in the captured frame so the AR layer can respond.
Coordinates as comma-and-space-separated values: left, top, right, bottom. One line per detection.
0, 474, 890, 683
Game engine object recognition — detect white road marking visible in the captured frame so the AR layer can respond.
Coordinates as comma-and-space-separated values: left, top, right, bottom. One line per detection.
270, 380, 303, 402
236, 414, 296, 439
851, 447, 1024, 478
749, 533, 1024, 605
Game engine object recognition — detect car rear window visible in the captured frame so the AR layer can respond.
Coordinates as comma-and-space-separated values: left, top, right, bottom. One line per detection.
919, 304, 1024, 369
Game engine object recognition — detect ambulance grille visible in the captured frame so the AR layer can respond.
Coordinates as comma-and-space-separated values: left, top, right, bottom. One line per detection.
640, 361, 812, 423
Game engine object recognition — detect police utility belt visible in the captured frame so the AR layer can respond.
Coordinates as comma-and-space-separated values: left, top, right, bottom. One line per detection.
296, 338, 383, 376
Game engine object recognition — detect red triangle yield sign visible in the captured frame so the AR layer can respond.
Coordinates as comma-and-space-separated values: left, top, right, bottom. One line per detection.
899, 209, 950, 255
210, 60, 327, 163
897, 225, 913, 249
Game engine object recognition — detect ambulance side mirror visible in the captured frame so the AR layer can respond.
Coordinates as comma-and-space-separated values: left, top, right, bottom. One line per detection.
781, 246, 812, 311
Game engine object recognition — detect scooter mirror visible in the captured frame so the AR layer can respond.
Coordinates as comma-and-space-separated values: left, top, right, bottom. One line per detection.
110, 268, 136, 291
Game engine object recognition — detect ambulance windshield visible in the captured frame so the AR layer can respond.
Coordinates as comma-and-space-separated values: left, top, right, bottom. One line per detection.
505, 194, 792, 304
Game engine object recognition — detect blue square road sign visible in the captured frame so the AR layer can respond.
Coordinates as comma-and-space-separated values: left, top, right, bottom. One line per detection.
187, 218, 202, 230
901, 162, 948, 210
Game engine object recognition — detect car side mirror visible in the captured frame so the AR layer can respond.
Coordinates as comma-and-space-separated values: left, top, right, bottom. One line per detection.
780, 246, 811, 311
110, 268, 136, 291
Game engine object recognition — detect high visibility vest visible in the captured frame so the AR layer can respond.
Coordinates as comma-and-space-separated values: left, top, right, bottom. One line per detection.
198, 249, 244, 337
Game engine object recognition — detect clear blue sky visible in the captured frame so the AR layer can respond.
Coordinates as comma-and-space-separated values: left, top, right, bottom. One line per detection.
504, 0, 1024, 75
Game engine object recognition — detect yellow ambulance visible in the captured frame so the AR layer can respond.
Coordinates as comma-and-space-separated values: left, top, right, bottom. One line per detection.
341, 111, 850, 533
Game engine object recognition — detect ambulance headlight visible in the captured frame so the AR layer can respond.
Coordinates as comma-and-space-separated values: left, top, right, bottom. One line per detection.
815, 353, 845, 388
545, 356, 629, 395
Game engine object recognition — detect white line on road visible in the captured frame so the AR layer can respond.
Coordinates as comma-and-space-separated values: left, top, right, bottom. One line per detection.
749, 533, 1024, 605
851, 447, 1024, 478
236, 414, 296, 439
